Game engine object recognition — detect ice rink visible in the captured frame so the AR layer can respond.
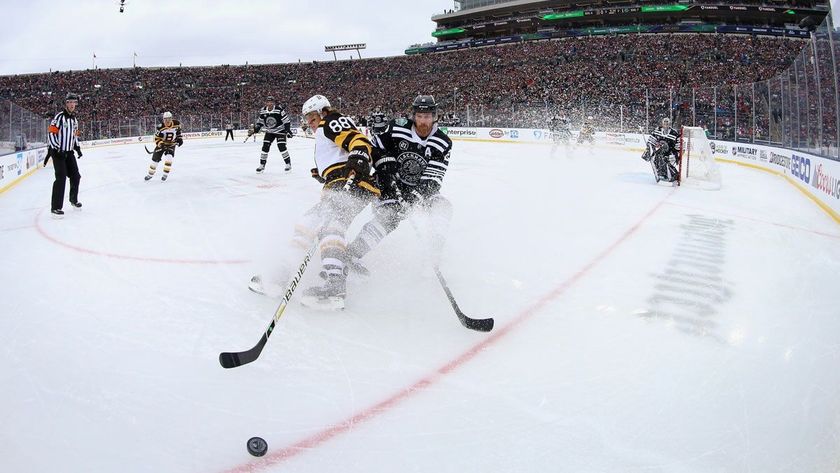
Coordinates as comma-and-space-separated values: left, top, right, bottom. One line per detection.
1, 136, 839, 473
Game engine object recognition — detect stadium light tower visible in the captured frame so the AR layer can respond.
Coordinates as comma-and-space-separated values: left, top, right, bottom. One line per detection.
324, 43, 367, 61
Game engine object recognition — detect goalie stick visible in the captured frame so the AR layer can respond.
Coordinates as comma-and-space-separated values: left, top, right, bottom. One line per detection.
218, 175, 353, 369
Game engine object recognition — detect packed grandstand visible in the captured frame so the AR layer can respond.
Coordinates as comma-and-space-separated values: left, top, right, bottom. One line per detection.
0, 0, 835, 154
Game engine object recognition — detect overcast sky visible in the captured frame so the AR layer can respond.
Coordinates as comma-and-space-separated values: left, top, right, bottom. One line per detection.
0, 0, 453, 75
0, 0, 838, 76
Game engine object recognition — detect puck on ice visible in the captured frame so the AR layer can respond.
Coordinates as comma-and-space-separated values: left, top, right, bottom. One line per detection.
247, 436, 268, 457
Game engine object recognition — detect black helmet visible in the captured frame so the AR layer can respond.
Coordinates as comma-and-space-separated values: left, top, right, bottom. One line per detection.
65, 92, 80, 102
266, 95, 275, 102
412, 95, 437, 114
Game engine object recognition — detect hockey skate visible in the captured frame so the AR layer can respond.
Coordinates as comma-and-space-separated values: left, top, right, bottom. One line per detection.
256, 165, 265, 174
284, 162, 292, 172
69, 201, 82, 210
144, 175, 153, 181
300, 275, 346, 310
345, 256, 370, 277
161, 174, 168, 181
50, 209, 64, 219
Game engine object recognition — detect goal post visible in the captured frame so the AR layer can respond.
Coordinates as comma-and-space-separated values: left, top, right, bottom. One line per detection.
679, 126, 722, 190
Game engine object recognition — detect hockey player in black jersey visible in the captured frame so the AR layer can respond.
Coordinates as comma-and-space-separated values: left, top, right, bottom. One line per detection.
549, 113, 572, 158
347, 95, 453, 268
643, 117, 681, 183
368, 110, 389, 136
144, 111, 183, 181
248, 96, 292, 173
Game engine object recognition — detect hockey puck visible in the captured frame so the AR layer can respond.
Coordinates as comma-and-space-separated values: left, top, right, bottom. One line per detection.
246, 436, 268, 457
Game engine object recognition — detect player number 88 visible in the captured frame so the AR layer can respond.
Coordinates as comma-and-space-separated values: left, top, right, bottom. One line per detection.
328, 117, 356, 133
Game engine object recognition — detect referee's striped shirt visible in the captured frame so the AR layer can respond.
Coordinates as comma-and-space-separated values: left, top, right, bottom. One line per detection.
48, 110, 79, 152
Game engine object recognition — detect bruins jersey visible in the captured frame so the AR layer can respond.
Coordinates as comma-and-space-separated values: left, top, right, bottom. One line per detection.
155, 120, 182, 149
371, 118, 452, 197
255, 105, 291, 136
314, 111, 378, 194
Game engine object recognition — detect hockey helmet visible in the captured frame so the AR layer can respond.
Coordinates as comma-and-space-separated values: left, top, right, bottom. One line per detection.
302, 95, 331, 116
412, 95, 437, 114
162, 111, 173, 120
661, 117, 671, 128
265, 95, 275, 103
65, 92, 80, 103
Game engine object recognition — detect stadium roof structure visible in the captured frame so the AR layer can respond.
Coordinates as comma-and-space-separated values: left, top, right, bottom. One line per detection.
431, 1, 830, 39
411, 0, 830, 54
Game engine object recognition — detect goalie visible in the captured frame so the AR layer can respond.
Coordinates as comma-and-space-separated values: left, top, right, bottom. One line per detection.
642, 118, 680, 183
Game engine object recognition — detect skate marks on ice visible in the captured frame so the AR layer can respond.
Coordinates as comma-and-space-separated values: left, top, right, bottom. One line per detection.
636, 214, 734, 341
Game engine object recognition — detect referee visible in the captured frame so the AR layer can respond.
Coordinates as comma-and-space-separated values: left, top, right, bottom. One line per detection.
48, 93, 83, 218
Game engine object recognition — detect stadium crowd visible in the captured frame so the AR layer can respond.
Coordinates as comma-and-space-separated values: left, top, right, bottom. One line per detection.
0, 33, 808, 138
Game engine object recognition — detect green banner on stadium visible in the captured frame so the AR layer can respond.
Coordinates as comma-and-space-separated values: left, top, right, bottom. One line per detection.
432, 27, 466, 38
641, 5, 689, 13
543, 11, 585, 21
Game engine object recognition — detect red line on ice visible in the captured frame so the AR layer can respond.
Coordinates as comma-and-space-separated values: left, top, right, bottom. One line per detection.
217, 191, 674, 473
34, 211, 249, 265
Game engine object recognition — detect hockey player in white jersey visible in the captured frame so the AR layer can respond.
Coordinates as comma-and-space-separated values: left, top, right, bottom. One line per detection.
249, 95, 378, 310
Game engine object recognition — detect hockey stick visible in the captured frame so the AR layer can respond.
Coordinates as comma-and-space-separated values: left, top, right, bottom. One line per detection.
218, 175, 354, 369
219, 241, 315, 368
144, 145, 154, 154
410, 219, 494, 332
393, 182, 494, 332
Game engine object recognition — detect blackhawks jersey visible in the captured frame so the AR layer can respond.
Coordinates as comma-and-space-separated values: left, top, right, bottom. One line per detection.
371, 119, 452, 197
154, 120, 182, 149
368, 112, 389, 135
255, 105, 291, 136
648, 126, 680, 155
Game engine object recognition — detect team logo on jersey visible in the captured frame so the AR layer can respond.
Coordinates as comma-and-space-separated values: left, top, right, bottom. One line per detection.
399, 140, 409, 150
266, 117, 278, 128
396, 151, 427, 186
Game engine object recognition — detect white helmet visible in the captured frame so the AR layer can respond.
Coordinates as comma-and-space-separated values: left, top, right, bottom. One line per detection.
162, 111, 173, 119
302, 95, 330, 116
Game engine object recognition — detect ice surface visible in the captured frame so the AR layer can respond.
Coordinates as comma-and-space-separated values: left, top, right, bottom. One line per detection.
1, 137, 839, 472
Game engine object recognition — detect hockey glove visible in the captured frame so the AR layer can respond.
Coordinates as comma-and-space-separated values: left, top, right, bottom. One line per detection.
347, 149, 371, 180
175, 137, 183, 147
311, 167, 326, 184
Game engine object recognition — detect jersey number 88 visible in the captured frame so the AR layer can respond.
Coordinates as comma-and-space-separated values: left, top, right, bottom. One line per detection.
328, 117, 356, 133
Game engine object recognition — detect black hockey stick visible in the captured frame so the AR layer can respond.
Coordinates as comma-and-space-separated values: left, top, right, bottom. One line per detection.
394, 183, 494, 332
144, 145, 154, 154
219, 243, 315, 368
430, 263, 494, 332
219, 176, 353, 369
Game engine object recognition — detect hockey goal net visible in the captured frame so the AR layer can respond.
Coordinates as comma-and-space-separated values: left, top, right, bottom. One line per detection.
679, 126, 722, 190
